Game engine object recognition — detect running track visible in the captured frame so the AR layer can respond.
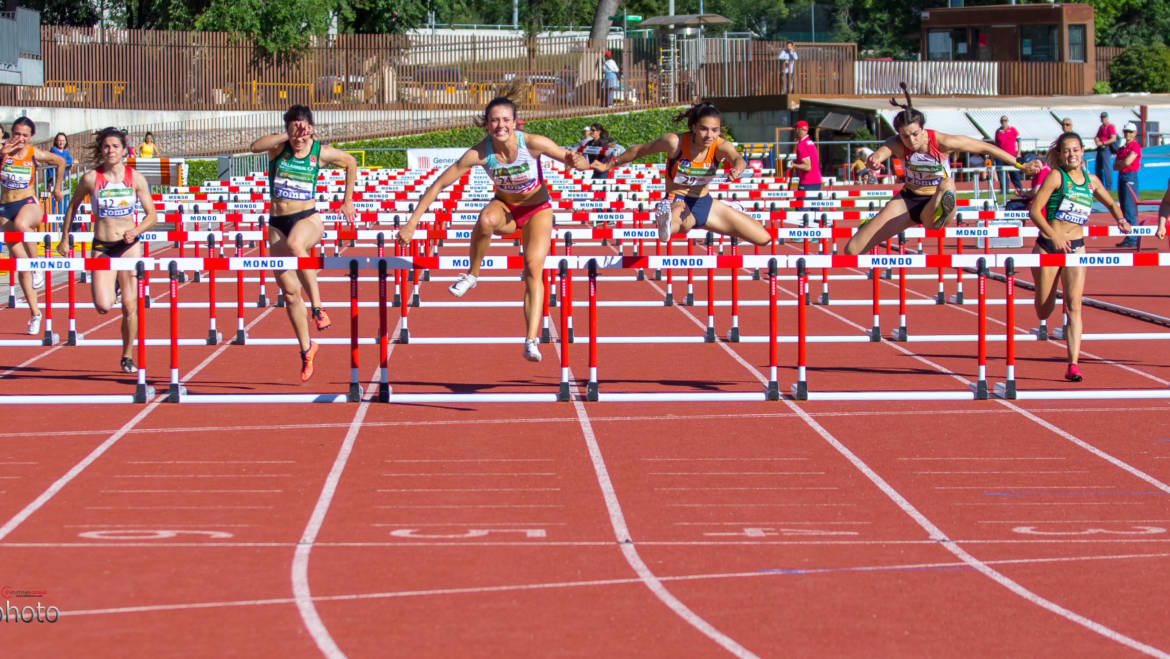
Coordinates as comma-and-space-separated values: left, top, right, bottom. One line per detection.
2, 226, 1170, 657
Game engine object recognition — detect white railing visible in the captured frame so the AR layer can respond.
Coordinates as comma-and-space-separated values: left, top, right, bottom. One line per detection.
854, 61, 997, 96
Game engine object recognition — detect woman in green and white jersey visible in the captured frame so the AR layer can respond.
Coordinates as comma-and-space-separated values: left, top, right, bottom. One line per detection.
250, 105, 357, 383
1029, 131, 1130, 383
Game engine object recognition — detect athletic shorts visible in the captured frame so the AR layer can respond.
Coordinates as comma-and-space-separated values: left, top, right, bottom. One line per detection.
1035, 236, 1085, 253
91, 237, 142, 258
679, 194, 713, 228
268, 208, 318, 237
898, 188, 932, 225
1, 196, 37, 222
501, 199, 551, 229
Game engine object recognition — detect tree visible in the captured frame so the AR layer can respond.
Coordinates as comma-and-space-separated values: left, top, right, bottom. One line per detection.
17, 0, 100, 27
1109, 43, 1170, 92
194, 0, 334, 58
831, 0, 920, 58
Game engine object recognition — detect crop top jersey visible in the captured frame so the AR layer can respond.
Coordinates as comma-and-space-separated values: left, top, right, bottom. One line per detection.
902, 130, 952, 191
482, 132, 544, 195
270, 141, 321, 202
1043, 167, 1094, 226
667, 135, 723, 189
92, 166, 137, 221
1, 145, 36, 191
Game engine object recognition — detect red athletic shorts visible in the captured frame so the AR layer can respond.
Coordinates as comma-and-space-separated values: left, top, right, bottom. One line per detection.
501, 199, 551, 229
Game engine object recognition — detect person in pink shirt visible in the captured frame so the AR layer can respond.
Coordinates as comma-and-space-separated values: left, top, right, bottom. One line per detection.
995, 115, 1023, 195
1094, 111, 1118, 189
1114, 122, 1142, 247
790, 120, 822, 191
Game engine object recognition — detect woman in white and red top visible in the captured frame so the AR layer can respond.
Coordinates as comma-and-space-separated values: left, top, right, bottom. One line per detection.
57, 127, 158, 373
1114, 122, 1142, 248
790, 120, 822, 191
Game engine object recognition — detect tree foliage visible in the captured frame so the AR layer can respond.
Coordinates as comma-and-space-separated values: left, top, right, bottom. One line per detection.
1108, 43, 1170, 92
194, 0, 334, 58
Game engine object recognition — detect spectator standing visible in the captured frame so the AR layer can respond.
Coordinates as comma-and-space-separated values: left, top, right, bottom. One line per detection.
602, 51, 620, 106
47, 132, 72, 211
1060, 117, 1074, 135
1094, 111, 1118, 189
1115, 122, 1142, 248
995, 115, 1024, 195
579, 126, 592, 148
586, 124, 614, 180
138, 131, 159, 158
790, 120, 822, 191
779, 42, 798, 94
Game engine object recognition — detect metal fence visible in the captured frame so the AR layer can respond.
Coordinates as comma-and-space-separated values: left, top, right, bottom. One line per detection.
855, 60, 1092, 96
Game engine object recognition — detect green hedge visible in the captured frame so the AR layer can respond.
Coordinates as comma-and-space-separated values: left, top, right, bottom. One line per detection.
186, 159, 218, 187
337, 107, 731, 169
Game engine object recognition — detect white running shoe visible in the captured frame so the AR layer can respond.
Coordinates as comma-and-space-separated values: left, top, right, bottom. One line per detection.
654, 200, 672, 241
523, 338, 542, 363
725, 200, 745, 213
31, 270, 44, 289
26, 314, 42, 336
448, 272, 478, 297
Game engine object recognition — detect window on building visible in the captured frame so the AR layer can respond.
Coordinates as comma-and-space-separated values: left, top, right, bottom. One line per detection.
1068, 25, 1086, 62
927, 28, 968, 60
1020, 24, 1059, 62
970, 28, 991, 61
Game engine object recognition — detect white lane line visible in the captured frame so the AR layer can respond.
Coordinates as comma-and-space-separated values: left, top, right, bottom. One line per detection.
646, 273, 1170, 657
380, 472, 556, 476
642, 457, 810, 461
369, 522, 568, 527
63, 523, 259, 528
99, 489, 285, 494
977, 519, 1170, 524
915, 471, 1090, 475
374, 488, 561, 493
899, 457, 1067, 461
113, 474, 294, 478
126, 460, 297, 464
52, 551, 1170, 619
650, 471, 824, 476
374, 504, 564, 509
84, 505, 276, 510
655, 487, 840, 491
387, 458, 555, 463
291, 319, 402, 659
932, 485, 1118, 490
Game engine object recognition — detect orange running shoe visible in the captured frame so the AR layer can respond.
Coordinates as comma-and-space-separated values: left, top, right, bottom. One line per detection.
300, 341, 319, 383
313, 307, 332, 331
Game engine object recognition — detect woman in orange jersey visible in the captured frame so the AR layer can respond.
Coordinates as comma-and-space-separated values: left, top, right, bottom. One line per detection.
591, 101, 771, 245
1, 117, 66, 335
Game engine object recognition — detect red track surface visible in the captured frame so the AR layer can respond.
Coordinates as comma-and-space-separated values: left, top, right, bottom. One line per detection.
3, 220, 1170, 657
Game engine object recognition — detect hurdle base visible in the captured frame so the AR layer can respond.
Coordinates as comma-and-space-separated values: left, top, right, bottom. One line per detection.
1052, 327, 1066, 340
881, 268, 892, 280
663, 291, 674, 306
275, 294, 285, 308
193, 271, 201, 283
765, 380, 780, 401
421, 269, 430, 281
994, 381, 1017, 399
727, 327, 740, 343
207, 330, 222, 345
397, 328, 410, 344
705, 326, 715, 342
348, 382, 362, 402
654, 268, 662, 281
685, 292, 694, 306
948, 292, 965, 305
636, 269, 645, 281
167, 383, 188, 403
42, 331, 59, 347
869, 327, 881, 342
816, 293, 830, 305
586, 381, 598, 401
934, 292, 945, 305
540, 325, 550, 343
67, 330, 81, 346
889, 327, 908, 342
557, 381, 571, 402
233, 329, 248, 345
377, 382, 392, 403
971, 380, 988, 400
791, 381, 808, 400
134, 384, 156, 404
1030, 326, 1048, 341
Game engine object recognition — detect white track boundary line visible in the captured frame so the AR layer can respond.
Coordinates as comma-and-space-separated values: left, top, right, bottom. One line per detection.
547, 301, 758, 657
640, 264, 1170, 657
55, 550, 1170, 619
291, 319, 401, 659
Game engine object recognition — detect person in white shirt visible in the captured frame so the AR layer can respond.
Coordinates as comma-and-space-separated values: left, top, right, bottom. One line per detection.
602, 50, 620, 106
778, 42, 798, 93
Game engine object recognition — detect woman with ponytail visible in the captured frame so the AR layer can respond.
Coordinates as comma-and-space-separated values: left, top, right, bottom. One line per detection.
397, 83, 591, 363
593, 101, 771, 246
845, 84, 1042, 255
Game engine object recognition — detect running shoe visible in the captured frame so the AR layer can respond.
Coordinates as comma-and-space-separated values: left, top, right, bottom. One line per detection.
120, 357, 137, 373
26, 314, 41, 336
654, 200, 672, 241
300, 341, 319, 383
31, 270, 44, 289
313, 307, 332, 331
1065, 363, 1083, 383
523, 338, 542, 363
930, 189, 956, 230
448, 272, 477, 297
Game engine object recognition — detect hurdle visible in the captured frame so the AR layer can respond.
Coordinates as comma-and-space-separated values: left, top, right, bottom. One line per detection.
583, 258, 778, 402
0, 261, 153, 404
166, 259, 363, 403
